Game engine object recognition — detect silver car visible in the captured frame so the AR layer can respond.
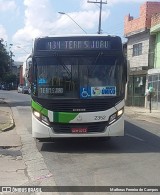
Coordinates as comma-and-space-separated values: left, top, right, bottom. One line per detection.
17, 84, 23, 93
22, 86, 29, 94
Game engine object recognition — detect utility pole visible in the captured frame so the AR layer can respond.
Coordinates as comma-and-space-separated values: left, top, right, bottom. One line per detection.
87, 0, 107, 34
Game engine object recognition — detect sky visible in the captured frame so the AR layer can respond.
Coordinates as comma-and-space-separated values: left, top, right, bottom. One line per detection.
0, 0, 160, 62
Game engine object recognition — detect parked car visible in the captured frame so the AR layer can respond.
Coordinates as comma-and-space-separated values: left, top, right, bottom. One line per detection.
28, 87, 31, 94
2, 84, 10, 90
22, 86, 30, 94
17, 84, 23, 93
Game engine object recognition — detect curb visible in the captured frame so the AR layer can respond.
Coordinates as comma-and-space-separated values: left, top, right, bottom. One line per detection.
0, 101, 15, 132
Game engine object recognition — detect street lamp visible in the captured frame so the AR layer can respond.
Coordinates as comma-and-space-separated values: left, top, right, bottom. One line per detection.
16, 46, 30, 54
58, 12, 87, 34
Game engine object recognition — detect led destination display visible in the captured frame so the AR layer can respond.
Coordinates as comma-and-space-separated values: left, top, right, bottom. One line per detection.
35, 36, 122, 51
46, 40, 110, 50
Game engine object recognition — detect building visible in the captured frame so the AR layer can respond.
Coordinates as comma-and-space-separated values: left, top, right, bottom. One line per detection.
124, 1, 160, 107
150, 13, 160, 69
146, 13, 160, 109
22, 54, 32, 86
12, 61, 24, 86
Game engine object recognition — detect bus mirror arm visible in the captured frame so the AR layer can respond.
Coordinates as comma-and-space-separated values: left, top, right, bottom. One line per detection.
126, 60, 130, 83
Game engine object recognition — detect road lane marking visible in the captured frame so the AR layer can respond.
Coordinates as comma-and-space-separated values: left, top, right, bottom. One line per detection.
126, 133, 144, 142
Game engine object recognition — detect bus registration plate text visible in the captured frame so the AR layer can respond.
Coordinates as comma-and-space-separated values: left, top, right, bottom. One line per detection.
71, 128, 88, 133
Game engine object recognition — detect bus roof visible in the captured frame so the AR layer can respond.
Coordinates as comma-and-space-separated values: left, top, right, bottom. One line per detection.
34, 34, 120, 40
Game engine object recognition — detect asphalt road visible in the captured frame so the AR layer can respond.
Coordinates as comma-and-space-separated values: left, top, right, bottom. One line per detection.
1, 90, 160, 193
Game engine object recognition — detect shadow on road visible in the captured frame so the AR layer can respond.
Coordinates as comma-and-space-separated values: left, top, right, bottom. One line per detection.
9, 101, 31, 107
39, 120, 160, 154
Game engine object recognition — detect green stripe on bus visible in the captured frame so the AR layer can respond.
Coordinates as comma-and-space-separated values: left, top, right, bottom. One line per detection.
32, 100, 42, 111
41, 108, 48, 116
32, 100, 78, 122
54, 112, 78, 123
54, 112, 59, 122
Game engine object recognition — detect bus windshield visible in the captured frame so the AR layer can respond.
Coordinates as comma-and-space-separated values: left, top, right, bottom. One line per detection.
34, 54, 125, 99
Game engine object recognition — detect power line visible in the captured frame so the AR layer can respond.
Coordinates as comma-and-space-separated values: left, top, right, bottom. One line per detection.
87, 0, 107, 34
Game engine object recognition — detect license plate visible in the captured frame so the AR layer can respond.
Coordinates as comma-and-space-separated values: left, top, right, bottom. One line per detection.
71, 127, 88, 133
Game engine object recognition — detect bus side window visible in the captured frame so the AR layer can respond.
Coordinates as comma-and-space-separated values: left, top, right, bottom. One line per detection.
27, 67, 32, 83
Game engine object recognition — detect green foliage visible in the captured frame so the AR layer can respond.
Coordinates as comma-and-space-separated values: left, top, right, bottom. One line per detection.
0, 39, 10, 80
2, 73, 17, 84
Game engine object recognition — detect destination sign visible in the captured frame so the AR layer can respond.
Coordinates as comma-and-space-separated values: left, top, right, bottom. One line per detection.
47, 40, 110, 50
36, 39, 113, 51
39, 87, 64, 95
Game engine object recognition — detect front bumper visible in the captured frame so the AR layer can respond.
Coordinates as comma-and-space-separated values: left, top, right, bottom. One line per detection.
32, 114, 124, 138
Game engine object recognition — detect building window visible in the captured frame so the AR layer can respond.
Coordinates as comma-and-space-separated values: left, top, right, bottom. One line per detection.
133, 43, 142, 56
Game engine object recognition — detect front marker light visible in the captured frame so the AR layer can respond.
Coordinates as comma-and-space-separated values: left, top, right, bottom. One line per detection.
41, 115, 50, 126
109, 113, 117, 124
33, 110, 41, 118
109, 108, 124, 125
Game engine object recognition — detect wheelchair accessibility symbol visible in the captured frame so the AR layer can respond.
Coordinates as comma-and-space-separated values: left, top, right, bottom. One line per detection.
80, 87, 90, 98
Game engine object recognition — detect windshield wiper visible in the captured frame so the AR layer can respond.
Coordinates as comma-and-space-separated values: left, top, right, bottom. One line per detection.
54, 54, 71, 78
88, 51, 103, 76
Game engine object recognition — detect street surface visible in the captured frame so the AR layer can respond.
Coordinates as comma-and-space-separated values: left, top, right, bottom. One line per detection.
1, 90, 160, 194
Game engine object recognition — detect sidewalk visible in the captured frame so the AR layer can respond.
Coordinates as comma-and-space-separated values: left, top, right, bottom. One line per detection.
0, 99, 58, 194
124, 106, 160, 124
0, 99, 28, 186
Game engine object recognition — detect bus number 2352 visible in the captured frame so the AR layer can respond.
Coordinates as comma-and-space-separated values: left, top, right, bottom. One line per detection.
94, 116, 106, 120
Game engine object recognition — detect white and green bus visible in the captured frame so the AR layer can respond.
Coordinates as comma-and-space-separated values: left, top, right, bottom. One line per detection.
30, 34, 127, 141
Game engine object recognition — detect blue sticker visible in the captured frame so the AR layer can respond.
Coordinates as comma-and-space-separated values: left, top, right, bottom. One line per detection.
38, 78, 47, 84
91, 86, 116, 96
80, 86, 116, 98
80, 87, 91, 98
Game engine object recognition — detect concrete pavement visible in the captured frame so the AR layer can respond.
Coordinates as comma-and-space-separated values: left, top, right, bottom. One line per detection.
0, 98, 58, 195
124, 106, 160, 124
0, 97, 160, 194
0, 99, 28, 187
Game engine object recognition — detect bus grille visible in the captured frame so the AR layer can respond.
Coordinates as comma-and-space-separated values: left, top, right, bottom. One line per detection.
34, 97, 123, 112
50, 102, 112, 112
51, 122, 108, 134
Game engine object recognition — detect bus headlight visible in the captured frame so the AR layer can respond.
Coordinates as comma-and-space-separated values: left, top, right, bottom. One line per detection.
109, 108, 124, 125
33, 110, 50, 126
117, 108, 124, 117
33, 110, 41, 119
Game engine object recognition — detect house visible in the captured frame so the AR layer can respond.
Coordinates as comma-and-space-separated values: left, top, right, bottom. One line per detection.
147, 13, 160, 109
13, 61, 24, 86
124, 1, 160, 107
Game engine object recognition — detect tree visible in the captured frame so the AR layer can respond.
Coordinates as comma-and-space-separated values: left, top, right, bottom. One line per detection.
0, 39, 10, 81
2, 73, 17, 84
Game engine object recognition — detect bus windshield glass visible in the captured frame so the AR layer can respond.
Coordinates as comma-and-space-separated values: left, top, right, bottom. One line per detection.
34, 54, 125, 99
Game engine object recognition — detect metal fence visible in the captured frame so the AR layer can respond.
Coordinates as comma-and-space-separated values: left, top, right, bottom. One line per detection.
147, 73, 160, 109
126, 74, 146, 107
